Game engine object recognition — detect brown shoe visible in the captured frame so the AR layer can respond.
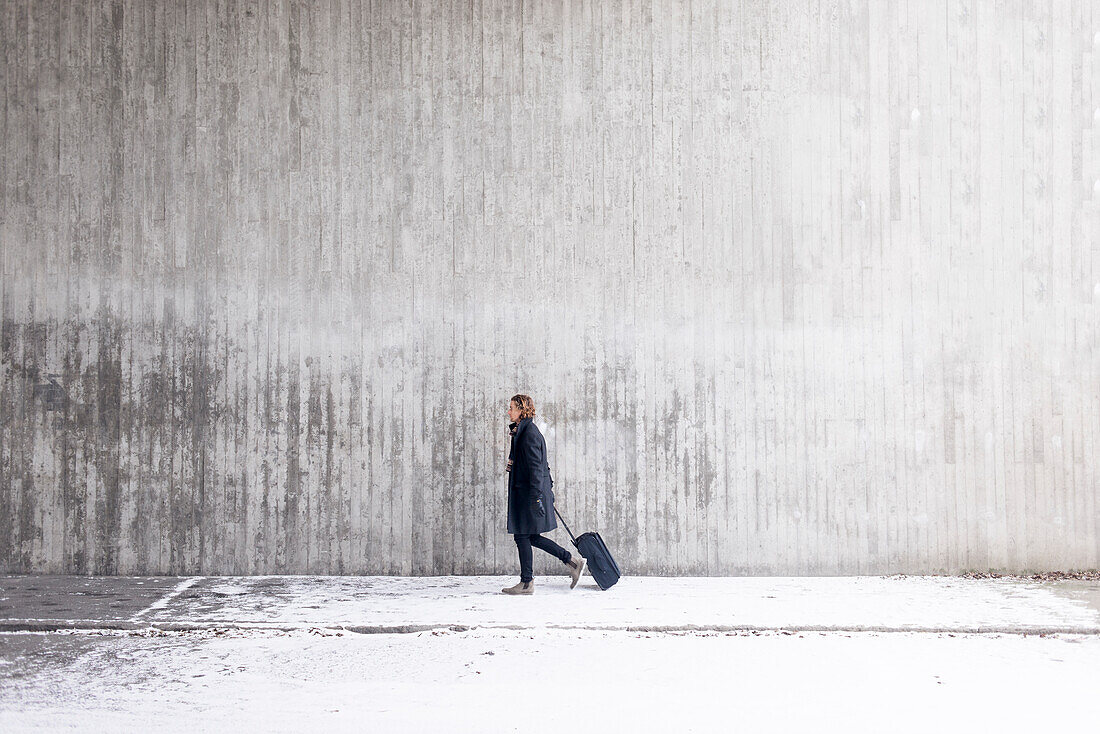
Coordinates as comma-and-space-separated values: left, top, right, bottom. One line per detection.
566, 555, 586, 589
501, 580, 534, 595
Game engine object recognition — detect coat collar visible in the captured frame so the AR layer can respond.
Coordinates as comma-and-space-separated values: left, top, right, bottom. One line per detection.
514, 416, 534, 439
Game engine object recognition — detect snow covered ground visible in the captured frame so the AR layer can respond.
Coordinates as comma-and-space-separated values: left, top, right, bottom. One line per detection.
4, 574, 1099, 633
2, 574, 1099, 732
154, 574, 1100, 632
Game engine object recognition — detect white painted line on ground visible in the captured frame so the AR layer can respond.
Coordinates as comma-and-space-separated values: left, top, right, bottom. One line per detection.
130, 577, 204, 622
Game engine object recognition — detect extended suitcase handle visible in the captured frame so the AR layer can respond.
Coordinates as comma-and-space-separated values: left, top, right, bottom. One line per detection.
553, 507, 578, 547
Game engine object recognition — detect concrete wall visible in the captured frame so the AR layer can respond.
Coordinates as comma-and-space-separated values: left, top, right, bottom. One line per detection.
2, 0, 1098, 576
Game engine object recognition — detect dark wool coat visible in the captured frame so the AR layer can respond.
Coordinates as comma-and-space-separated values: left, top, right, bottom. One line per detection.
506, 416, 557, 535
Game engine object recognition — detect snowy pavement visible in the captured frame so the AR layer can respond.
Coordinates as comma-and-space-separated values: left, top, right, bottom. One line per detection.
2, 573, 1099, 634
2, 574, 1099, 732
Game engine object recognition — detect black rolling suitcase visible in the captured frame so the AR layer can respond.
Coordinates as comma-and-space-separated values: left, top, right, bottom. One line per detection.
554, 507, 622, 590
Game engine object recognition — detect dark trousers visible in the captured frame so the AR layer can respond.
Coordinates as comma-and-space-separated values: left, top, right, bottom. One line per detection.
514, 533, 572, 583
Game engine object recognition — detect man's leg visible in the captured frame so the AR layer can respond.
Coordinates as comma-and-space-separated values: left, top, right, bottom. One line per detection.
514, 534, 534, 582
529, 533, 571, 565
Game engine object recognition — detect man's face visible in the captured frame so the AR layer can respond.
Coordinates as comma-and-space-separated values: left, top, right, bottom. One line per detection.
507, 401, 522, 423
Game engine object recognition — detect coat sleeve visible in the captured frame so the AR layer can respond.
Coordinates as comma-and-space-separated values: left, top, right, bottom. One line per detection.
520, 432, 547, 491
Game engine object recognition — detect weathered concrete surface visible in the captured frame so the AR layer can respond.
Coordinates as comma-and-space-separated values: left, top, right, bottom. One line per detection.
1, 1, 1099, 575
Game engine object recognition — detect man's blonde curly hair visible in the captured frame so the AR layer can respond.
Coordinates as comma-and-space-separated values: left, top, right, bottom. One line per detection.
510, 394, 536, 420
